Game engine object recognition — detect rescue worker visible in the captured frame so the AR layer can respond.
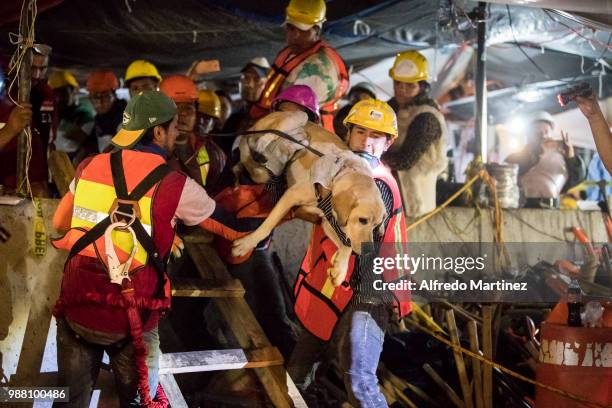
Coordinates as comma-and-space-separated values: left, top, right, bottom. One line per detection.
30, 43, 55, 160
214, 90, 233, 132
48, 70, 95, 165
248, 0, 348, 132
333, 81, 377, 139
87, 70, 126, 152
288, 99, 411, 407
159, 75, 226, 194
0, 65, 43, 195
576, 92, 612, 174
51, 90, 216, 407
125, 60, 162, 98
221, 57, 270, 151
505, 111, 585, 208
381, 50, 448, 218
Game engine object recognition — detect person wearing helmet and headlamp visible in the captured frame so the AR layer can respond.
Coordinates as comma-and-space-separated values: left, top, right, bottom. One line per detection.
248, 0, 348, 132
382, 50, 448, 218
289, 99, 410, 408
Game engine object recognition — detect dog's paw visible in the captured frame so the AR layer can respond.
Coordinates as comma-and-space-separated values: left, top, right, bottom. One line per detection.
232, 235, 257, 257
328, 251, 349, 287
328, 266, 347, 287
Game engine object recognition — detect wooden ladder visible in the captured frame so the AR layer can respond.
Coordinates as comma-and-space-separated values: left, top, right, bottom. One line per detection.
159, 233, 306, 407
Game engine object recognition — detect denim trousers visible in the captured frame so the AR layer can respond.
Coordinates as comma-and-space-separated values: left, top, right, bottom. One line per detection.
289, 303, 389, 408
337, 304, 389, 408
53, 319, 160, 408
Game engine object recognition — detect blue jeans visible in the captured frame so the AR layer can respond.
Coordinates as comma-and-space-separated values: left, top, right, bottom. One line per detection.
53, 319, 160, 408
336, 304, 389, 408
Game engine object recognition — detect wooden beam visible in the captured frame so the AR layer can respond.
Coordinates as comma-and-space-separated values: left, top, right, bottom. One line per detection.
159, 346, 283, 374
159, 374, 188, 408
423, 363, 465, 408
48, 150, 75, 196
171, 277, 245, 298
482, 306, 493, 408
467, 320, 484, 408
446, 310, 474, 408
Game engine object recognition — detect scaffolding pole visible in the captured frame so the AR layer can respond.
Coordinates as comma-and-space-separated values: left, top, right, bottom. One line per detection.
475, 2, 488, 163
16, 0, 33, 196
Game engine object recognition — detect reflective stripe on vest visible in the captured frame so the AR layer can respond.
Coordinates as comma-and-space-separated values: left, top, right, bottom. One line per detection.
294, 164, 410, 341
249, 40, 349, 130
54, 151, 166, 271
196, 145, 210, 186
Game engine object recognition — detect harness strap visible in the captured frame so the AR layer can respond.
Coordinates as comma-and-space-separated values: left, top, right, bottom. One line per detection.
315, 190, 352, 247
211, 129, 325, 158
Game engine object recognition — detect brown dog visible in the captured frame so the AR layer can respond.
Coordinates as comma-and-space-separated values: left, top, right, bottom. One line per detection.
232, 112, 386, 287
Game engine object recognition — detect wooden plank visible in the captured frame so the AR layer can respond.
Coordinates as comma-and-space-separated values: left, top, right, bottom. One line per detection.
446, 310, 474, 408
381, 366, 440, 408
183, 229, 215, 244
171, 277, 245, 298
286, 372, 309, 408
482, 306, 493, 408
467, 320, 484, 408
160, 347, 284, 374
160, 349, 248, 374
185, 241, 229, 280
423, 363, 465, 408
48, 150, 75, 196
159, 374, 188, 408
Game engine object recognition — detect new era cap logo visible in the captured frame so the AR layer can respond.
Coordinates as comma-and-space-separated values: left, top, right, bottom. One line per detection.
149, 117, 157, 123
122, 111, 130, 125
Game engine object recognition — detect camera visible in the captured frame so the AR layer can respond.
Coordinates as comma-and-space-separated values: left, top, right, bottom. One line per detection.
557, 82, 593, 106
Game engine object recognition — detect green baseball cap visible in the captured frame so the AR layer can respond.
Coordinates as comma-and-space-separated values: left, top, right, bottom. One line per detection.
111, 90, 177, 149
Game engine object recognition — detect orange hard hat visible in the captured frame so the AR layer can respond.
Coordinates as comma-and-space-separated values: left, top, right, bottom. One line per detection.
160, 74, 198, 103
86, 70, 119, 93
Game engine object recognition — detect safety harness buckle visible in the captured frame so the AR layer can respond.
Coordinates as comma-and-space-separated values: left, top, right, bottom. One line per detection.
109, 198, 141, 229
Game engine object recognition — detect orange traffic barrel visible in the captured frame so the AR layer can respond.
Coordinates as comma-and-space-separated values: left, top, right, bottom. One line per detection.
536, 322, 612, 407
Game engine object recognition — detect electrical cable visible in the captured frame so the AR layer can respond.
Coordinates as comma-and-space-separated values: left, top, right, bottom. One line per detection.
506, 5, 548, 78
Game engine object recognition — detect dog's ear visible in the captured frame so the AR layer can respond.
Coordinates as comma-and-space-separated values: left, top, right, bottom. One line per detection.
331, 189, 356, 226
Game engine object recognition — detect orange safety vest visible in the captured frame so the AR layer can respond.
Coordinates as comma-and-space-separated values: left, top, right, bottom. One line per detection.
293, 164, 411, 341
249, 40, 349, 132
54, 150, 170, 273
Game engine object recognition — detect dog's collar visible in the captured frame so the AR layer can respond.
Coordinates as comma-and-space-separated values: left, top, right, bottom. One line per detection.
315, 187, 352, 247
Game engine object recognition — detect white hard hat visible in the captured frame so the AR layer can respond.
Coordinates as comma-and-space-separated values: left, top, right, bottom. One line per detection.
531, 111, 555, 129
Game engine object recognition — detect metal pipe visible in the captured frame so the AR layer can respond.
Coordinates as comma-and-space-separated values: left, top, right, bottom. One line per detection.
475, 2, 488, 163
16, 0, 33, 196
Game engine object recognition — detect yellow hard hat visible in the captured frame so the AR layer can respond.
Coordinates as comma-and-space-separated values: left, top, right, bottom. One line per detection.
285, 0, 326, 30
343, 99, 398, 139
389, 50, 428, 83
197, 90, 221, 119
48, 70, 79, 90
125, 59, 162, 83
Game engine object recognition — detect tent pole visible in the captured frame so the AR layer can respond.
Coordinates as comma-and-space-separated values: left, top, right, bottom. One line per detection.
475, 2, 488, 163
16, 0, 33, 196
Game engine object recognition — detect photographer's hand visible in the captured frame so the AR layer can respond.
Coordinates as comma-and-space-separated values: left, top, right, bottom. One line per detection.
575, 93, 601, 119
560, 130, 574, 158
576, 94, 612, 173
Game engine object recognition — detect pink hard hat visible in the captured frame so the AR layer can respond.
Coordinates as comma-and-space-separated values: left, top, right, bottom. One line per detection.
272, 84, 320, 123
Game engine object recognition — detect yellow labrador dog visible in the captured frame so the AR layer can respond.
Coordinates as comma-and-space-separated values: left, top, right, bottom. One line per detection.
232, 111, 387, 286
